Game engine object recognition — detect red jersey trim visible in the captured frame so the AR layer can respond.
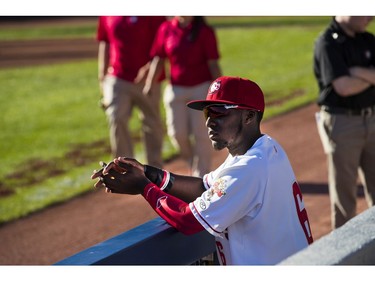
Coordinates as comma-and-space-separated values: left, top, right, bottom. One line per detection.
143, 183, 204, 235
191, 201, 223, 235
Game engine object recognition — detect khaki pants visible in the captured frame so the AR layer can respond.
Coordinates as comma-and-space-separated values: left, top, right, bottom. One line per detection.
102, 75, 163, 168
316, 109, 375, 229
164, 82, 214, 177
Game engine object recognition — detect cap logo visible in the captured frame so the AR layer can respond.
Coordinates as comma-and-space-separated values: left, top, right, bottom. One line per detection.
209, 80, 221, 94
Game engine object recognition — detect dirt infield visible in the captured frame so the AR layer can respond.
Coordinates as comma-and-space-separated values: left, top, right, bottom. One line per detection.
0, 18, 368, 265
0, 17, 98, 69
0, 38, 97, 69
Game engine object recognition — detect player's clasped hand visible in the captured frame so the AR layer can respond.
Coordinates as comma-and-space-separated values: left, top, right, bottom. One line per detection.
91, 157, 151, 195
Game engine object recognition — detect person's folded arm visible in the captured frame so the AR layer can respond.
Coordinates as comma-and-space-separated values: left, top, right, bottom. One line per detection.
349, 66, 375, 85
332, 75, 372, 97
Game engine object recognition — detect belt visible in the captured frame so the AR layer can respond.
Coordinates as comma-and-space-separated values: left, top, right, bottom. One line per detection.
321, 105, 375, 117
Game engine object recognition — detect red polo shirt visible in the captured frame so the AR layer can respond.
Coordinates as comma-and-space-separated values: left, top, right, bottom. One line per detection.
150, 17, 220, 86
97, 16, 166, 82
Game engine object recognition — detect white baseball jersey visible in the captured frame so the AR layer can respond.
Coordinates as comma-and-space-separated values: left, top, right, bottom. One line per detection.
189, 134, 313, 265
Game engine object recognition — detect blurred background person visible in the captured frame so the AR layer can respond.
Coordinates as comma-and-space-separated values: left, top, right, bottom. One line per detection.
144, 16, 222, 177
97, 16, 166, 167
313, 16, 375, 229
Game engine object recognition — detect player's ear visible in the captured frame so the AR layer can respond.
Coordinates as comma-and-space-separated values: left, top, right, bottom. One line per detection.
244, 110, 256, 124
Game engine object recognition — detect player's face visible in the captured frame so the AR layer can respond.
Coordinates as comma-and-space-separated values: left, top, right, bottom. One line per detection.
204, 105, 247, 152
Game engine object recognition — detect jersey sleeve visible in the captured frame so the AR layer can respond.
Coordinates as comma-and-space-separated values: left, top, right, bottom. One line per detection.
315, 38, 350, 85
96, 16, 108, 42
202, 26, 220, 60
190, 156, 267, 238
151, 16, 167, 34
142, 183, 204, 235
150, 21, 168, 59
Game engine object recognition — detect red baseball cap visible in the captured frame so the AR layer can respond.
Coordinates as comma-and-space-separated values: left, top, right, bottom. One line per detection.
187, 76, 265, 112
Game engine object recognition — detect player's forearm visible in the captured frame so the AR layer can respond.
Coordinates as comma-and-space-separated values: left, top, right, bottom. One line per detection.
144, 165, 205, 202
145, 56, 164, 85
168, 174, 206, 202
143, 183, 204, 235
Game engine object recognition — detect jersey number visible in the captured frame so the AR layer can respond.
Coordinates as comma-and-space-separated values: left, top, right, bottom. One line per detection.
215, 182, 313, 265
215, 241, 226, 265
293, 182, 313, 244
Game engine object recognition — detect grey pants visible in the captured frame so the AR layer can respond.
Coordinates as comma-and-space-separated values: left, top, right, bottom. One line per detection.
316, 109, 375, 229
163, 82, 215, 177
102, 76, 163, 168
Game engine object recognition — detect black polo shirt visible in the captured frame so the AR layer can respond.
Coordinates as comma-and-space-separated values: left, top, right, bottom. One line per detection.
313, 18, 375, 109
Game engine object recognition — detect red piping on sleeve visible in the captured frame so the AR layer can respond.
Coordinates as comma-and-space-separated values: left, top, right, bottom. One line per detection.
143, 183, 204, 235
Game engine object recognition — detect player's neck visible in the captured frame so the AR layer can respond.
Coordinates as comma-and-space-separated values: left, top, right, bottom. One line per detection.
228, 132, 262, 156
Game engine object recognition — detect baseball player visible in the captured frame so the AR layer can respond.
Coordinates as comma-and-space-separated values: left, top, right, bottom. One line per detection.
92, 76, 314, 265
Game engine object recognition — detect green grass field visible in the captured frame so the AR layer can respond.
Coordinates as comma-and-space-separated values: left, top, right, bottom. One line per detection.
1, 16, 374, 225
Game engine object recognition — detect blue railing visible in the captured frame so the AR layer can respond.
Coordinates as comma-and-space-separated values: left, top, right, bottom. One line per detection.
55, 217, 216, 265
56, 206, 375, 265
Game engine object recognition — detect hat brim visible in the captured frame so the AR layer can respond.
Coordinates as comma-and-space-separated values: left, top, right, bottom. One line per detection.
186, 99, 238, 111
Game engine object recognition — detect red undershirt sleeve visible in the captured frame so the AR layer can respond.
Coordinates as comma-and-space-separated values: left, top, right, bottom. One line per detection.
142, 183, 205, 235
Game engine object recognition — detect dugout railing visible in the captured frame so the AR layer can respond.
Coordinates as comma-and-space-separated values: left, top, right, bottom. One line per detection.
55, 206, 375, 265
55, 217, 217, 265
